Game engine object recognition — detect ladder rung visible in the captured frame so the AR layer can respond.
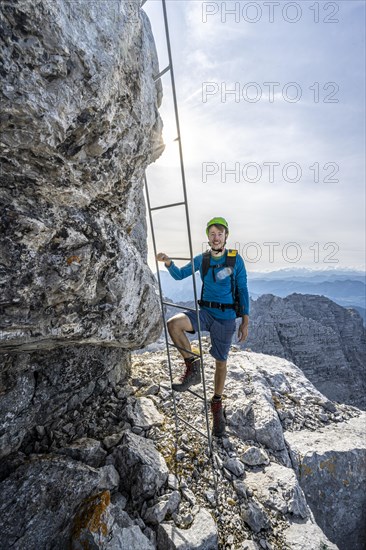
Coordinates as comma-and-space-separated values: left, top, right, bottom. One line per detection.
150, 201, 185, 211
153, 65, 171, 81
167, 342, 201, 357
169, 257, 191, 261
176, 415, 209, 439
187, 388, 205, 401
163, 301, 196, 312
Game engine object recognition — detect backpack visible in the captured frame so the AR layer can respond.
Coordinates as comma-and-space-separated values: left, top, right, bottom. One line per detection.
198, 249, 241, 318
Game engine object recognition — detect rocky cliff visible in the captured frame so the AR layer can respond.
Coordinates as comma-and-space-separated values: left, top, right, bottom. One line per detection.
243, 294, 366, 410
1, 2, 365, 550
0, 0, 164, 461
1, 337, 365, 549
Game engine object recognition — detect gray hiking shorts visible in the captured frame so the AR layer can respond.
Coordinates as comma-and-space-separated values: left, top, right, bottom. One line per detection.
183, 308, 236, 362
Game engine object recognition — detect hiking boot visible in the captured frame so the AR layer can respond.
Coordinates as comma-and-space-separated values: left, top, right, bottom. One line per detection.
211, 398, 226, 437
172, 358, 201, 392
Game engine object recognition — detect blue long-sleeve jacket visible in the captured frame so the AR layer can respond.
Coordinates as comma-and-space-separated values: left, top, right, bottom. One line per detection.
167, 250, 250, 320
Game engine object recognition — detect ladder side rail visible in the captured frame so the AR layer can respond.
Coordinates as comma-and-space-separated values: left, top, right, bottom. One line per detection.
161, 0, 212, 454
144, 175, 179, 436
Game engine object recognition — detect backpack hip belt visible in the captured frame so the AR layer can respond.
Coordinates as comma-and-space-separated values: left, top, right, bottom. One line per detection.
198, 299, 236, 312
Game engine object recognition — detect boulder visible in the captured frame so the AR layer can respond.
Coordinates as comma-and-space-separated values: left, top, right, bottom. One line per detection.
241, 446, 269, 466
125, 396, 164, 429
0, 346, 129, 459
286, 413, 366, 550
108, 431, 168, 507
284, 517, 338, 550
0, 455, 119, 549
157, 508, 218, 550
144, 491, 181, 525
108, 526, 155, 550
240, 499, 270, 533
244, 462, 308, 519
225, 361, 286, 452
56, 437, 107, 468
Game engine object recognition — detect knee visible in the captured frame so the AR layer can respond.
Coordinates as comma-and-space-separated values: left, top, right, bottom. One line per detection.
216, 360, 227, 371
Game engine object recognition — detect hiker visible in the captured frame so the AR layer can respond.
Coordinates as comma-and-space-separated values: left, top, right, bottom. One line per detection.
156, 217, 249, 437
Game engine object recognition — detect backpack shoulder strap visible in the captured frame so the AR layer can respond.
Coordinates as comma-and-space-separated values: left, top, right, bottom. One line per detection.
200, 251, 211, 303
226, 249, 238, 269
226, 249, 238, 310
201, 250, 211, 278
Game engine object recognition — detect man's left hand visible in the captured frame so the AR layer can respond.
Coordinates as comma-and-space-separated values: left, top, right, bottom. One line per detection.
237, 322, 248, 343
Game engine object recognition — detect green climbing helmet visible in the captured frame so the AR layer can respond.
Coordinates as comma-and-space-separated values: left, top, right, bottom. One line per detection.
206, 217, 229, 236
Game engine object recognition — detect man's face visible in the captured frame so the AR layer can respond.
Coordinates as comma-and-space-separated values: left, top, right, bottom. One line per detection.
208, 225, 227, 250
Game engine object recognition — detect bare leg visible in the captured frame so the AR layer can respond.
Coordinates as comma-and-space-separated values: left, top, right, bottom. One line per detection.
214, 360, 227, 396
167, 314, 195, 359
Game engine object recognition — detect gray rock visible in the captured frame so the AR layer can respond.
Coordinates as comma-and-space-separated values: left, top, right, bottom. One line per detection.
102, 431, 125, 450
241, 500, 270, 533
223, 457, 245, 478
233, 480, 247, 500
111, 492, 127, 512
225, 362, 286, 452
241, 294, 366, 410
126, 396, 164, 429
157, 508, 218, 549
176, 449, 186, 460
144, 491, 181, 525
286, 413, 366, 550
144, 384, 160, 396
284, 518, 338, 550
56, 437, 107, 467
0, 0, 164, 354
108, 526, 155, 550
241, 446, 269, 466
241, 541, 259, 550
71, 490, 114, 550
109, 431, 168, 507
168, 473, 179, 490
244, 462, 308, 519
0, 455, 119, 549
0, 346, 129, 459
204, 490, 217, 506
181, 487, 197, 506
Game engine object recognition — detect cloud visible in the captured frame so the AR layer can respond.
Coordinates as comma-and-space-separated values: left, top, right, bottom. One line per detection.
144, 1, 365, 272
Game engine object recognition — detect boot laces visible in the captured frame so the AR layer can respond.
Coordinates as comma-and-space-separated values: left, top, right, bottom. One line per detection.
180, 362, 193, 382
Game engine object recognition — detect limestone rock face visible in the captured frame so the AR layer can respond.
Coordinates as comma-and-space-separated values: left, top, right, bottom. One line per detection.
0, 0, 164, 352
0, 455, 119, 549
244, 293, 366, 409
286, 414, 366, 550
0, 345, 129, 459
0, 0, 164, 461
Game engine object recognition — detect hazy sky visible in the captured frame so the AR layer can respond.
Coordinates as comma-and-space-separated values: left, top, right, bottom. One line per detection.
142, 1, 365, 273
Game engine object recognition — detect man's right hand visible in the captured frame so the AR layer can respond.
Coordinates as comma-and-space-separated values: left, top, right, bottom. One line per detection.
156, 253, 172, 267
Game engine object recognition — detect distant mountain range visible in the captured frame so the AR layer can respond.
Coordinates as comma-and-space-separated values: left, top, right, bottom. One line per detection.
156, 268, 366, 322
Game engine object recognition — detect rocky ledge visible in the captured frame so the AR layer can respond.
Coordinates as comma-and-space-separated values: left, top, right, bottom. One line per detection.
1, 340, 364, 550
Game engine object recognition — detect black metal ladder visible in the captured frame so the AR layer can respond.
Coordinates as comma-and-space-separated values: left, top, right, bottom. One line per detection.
141, 0, 213, 455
